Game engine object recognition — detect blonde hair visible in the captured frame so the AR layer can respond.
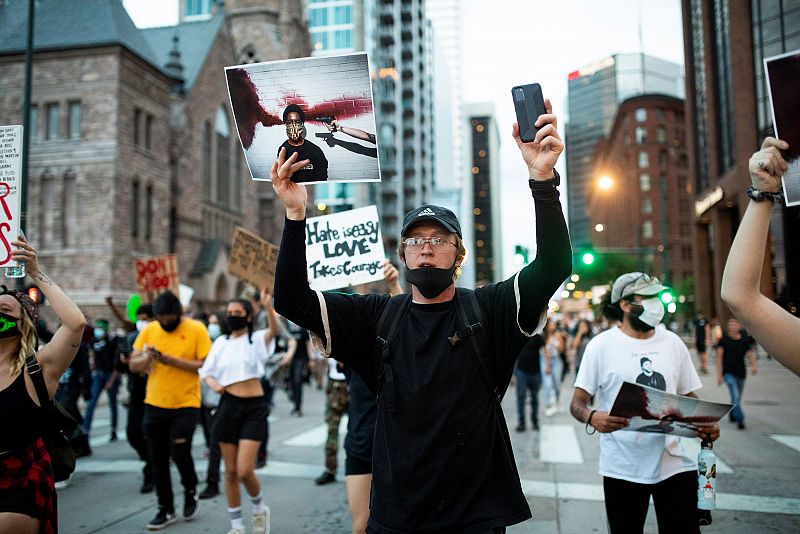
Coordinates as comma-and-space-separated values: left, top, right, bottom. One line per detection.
9, 311, 38, 376
397, 235, 468, 281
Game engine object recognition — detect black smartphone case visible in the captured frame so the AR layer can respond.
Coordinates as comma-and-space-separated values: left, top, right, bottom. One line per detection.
512, 83, 546, 143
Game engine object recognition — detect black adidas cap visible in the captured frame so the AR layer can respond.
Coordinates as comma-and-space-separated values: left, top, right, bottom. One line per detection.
401, 205, 462, 238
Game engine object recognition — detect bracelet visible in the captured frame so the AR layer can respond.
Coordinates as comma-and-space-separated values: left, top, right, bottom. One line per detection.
746, 185, 783, 203
585, 409, 598, 435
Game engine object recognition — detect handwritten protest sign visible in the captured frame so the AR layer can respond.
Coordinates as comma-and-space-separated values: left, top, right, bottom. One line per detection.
0, 126, 22, 269
228, 227, 279, 292
306, 205, 384, 291
134, 254, 180, 303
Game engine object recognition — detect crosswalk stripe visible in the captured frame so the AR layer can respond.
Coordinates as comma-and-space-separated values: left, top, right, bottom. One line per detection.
539, 424, 583, 464
679, 438, 734, 473
770, 435, 800, 454
282, 416, 348, 447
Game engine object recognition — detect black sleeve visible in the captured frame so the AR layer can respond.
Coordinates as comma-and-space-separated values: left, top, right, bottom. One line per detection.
316, 144, 329, 180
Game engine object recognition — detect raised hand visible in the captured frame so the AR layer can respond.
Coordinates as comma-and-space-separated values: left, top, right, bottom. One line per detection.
512, 98, 564, 180
271, 147, 310, 220
749, 137, 788, 193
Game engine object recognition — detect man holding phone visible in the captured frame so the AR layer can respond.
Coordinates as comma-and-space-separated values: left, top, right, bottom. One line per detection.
270, 93, 572, 532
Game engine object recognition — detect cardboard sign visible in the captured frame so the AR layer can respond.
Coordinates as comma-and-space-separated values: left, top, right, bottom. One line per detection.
305, 205, 384, 291
228, 226, 278, 292
134, 254, 180, 303
764, 49, 800, 207
0, 125, 22, 268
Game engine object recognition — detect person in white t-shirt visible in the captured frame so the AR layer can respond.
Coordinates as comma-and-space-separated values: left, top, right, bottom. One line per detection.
570, 272, 720, 534
199, 297, 278, 534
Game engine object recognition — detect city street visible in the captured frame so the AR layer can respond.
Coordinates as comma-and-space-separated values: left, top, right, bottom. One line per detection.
59, 350, 800, 533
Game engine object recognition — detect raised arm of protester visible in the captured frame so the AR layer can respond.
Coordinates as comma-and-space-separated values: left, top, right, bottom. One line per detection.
720, 137, 800, 376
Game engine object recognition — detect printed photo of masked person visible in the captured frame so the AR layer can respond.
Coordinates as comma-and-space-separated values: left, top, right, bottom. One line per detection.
277, 104, 328, 183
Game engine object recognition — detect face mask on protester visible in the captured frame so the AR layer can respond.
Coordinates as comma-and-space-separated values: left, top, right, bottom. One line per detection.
226, 315, 249, 332
94, 328, 106, 340
0, 311, 19, 339
403, 260, 457, 299
286, 122, 305, 142
207, 323, 222, 340
136, 320, 149, 332
159, 319, 180, 332
629, 297, 665, 328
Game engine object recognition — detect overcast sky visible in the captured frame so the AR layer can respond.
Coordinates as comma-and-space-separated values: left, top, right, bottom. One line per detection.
123, 0, 685, 279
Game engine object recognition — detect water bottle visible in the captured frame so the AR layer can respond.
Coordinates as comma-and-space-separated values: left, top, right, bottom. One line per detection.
697, 439, 716, 525
4, 261, 25, 278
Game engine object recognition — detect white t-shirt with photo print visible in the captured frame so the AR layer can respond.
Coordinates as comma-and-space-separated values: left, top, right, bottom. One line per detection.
574, 326, 703, 484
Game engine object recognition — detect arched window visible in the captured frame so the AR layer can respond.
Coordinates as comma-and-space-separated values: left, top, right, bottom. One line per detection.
203, 121, 212, 200
216, 107, 230, 206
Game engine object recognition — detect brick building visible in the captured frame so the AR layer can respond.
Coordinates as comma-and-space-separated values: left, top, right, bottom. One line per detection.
0, 0, 310, 320
588, 94, 694, 289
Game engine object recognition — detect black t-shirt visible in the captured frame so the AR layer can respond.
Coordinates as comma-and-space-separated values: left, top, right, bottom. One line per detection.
273, 185, 571, 533
636, 371, 667, 391
278, 139, 328, 182
288, 322, 310, 362
345, 369, 377, 462
92, 336, 119, 373
718, 335, 753, 378
694, 319, 708, 343
516, 334, 543, 374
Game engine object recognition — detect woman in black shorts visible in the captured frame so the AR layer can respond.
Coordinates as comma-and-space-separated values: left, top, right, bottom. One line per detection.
199, 297, 278, 534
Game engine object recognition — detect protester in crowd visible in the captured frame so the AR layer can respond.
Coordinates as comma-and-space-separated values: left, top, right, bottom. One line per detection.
514, 334, 544, 432
315, 358, 349, 486
271, 100, 571, 532
555, 321, 569, 383
693, 312, 712, 375
54, 325, 91, 425
286, 321, 312, 417
118, 303, 156, 493
721, 137, 800, 377
570, 272, 720, 533
82, 319, 121, 441
541, 319, 563, 417
716, 318, 757, 430
248, 292, 268, 331
130, 290, 211, 530
343, 260, 403, 534
199, 297, 278, 534
0, 236, 86, 534
570, 318, 593, 374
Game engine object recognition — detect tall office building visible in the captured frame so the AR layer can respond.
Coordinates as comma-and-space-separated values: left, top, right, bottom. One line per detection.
682, 0, 800, 319
461, 104, 502, 287
566, 53, 684, 248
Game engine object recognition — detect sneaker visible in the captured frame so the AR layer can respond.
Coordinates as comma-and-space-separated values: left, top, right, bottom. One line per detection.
544, 406, 557, 417
225, 529, 245, 534
737, 421, 746, 430
315, 471, 336, 485
532, 421, 540, 431
515, 423, 526, 433
109, 431, 118, 442
183, 491, 199, 521
256, 458, 267, 469
253, 506, 270, 534
198, 483, 219, 499
147, 509, 176, 530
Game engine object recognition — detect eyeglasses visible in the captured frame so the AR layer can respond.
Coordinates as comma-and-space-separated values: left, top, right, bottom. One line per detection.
402, 237, 457, 254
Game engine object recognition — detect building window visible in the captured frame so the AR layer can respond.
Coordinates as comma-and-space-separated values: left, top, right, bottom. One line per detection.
185, 0, 211, 17
132, 180, 139, 239
657, 126, 666, 143
656, 107, 665, 119
635, 108, 647, 122
333, 30, 352, 49
635, 127, 647, 144
334, 5, 352, 24
134, 108, 141, 146
62, 172, 76, 246
40, 174, 56, 247
145, 184, 153, 241
216, 107, 230, 206
642, 220, 653, 239
234, 148, 242, 210
45, 103, 59, 140
29, 105, 38, 140
659, 149, 668, 167
145, 114, 153, 150
640, 173, 651, 191
638, 150, 649, 168
309, 6, 328, 26
642, 198, 652, 214
203, 121, 212, 200
67, 101, 81, 139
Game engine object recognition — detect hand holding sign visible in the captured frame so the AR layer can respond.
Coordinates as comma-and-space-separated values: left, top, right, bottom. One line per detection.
749, 137, 788, 193
10, 235, 39, 278
271, 147, 309, 221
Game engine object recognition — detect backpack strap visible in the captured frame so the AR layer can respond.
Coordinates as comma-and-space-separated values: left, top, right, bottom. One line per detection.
452, 288, 500, 403
375, 294, 412, 413
25, 354, 53, 410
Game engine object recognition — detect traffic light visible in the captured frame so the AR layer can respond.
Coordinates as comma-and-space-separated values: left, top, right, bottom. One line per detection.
581, 252, 595, 265
659, 290, 674, 304
513, 245, 528, 266
26, 285, 45, 304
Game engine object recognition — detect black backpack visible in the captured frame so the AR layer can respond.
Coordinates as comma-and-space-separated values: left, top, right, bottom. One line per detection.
374, 288, 500, 413
25, 355, 79, 482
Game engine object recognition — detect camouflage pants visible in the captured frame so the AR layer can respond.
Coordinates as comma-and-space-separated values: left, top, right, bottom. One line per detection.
324, 380, 350, 473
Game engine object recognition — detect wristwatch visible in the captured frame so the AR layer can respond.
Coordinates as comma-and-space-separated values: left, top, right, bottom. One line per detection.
529, 168, 560, 189
746, 185, 782, 203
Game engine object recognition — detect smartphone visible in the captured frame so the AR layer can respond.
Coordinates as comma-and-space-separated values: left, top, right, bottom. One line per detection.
512, 83, 547, 143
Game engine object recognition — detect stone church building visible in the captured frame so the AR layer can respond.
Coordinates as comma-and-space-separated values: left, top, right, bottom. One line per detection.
0, 0, 311, 319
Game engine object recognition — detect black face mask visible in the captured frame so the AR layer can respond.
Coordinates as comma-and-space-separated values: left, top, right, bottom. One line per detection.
404, 261, 457, 299
0, 311, 19, 338
226, 315, 249, 332
159, 319, 180, 333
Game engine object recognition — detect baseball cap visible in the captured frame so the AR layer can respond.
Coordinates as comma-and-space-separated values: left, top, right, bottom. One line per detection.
610, 272, 668, 303
401, 205, 462, 238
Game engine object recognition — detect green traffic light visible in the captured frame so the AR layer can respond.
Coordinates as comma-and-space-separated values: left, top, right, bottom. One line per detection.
660, 292, 674, 304
582, 252, 595, 265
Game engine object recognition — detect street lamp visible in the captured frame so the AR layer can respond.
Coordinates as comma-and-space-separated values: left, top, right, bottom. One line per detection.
595, 223, 604, 232
598, 175, 613, 191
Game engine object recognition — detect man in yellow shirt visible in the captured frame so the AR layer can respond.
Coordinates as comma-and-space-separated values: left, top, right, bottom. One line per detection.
130, 290, 211, 530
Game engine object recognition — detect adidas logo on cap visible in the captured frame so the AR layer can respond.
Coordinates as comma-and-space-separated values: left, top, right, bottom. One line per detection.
417, 207, 436, 217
